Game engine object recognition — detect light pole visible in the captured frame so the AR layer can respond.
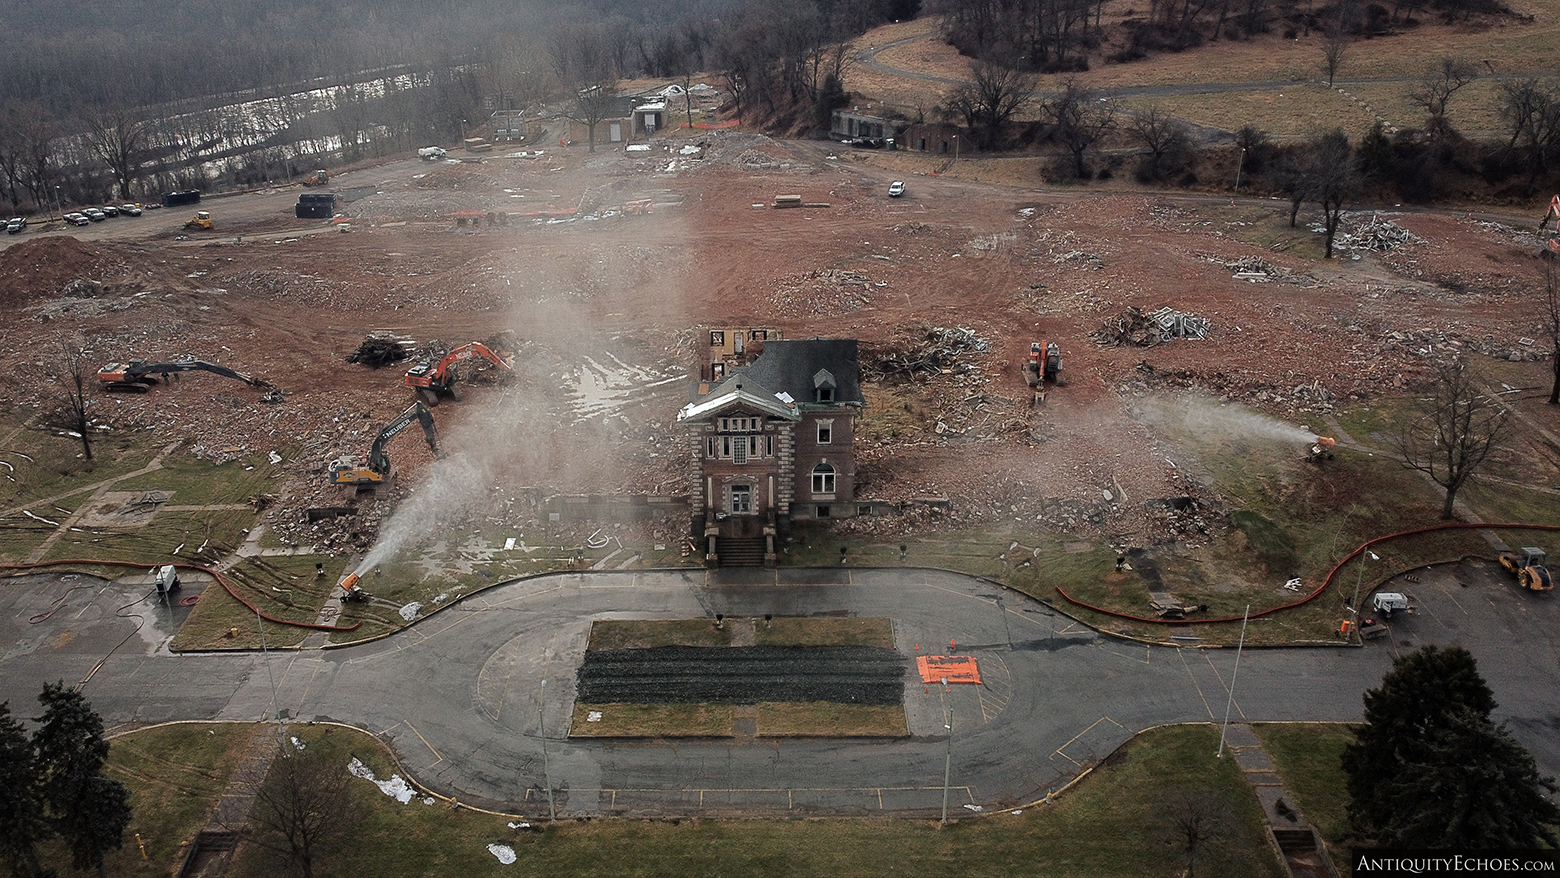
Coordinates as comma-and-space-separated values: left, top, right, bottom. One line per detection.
1349, 550, 1380, 642
953, 134, 960, 163
940, 679, 954, 825
257, 604, 286, 747
1216, 604, 1250, 758
539, 678, 557, 821
54, 185, 62, 220
1233, 147, 1246, 198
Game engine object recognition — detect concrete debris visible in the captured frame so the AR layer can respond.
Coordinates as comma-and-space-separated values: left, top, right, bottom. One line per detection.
1336, 217, 1424, 253
863, 326, 991, 381
1094, 306, 1209, 347
1052, 250, 1104, 269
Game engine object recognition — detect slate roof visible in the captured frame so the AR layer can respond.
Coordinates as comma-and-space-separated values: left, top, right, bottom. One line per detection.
680, 339, 864, 422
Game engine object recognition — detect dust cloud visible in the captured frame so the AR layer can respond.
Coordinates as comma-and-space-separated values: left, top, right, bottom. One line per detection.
357, 193, 695, 572
1133, 394, 1320, 446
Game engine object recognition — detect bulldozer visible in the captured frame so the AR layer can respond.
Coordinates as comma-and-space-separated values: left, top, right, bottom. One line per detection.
1498, 547, 1553, 591
184, 210, 212, 231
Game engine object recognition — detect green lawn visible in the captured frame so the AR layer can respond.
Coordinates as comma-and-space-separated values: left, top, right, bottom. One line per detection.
216, 722, 1284, 878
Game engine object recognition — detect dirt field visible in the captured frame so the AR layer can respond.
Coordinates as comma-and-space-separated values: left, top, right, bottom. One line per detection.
1, 122, 1556, 569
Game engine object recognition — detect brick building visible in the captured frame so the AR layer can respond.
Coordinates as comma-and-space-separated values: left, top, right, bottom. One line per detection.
677, 333, 865, 566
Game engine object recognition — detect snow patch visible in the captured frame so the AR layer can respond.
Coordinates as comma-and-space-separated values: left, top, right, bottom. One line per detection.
347, 757, 416, 804
488, 844, 517, 864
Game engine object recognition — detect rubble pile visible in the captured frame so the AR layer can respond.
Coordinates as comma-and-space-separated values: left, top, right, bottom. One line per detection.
862, 326, 991, 382
766, 269, 876, 318
1335, 217, 1424, 253
1052, 250, 1104, 269
347, 334, 416, 367
1093, 306, 1210, 346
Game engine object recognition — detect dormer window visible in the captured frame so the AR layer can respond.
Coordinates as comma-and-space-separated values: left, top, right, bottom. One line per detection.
813, 368, 837, 403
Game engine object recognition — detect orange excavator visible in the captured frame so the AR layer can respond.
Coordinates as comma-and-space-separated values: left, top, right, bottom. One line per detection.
98, 358, 279, 398
1540, 195, 1560, 259
403, 341, 513, 405
1023, 340, 1063, 405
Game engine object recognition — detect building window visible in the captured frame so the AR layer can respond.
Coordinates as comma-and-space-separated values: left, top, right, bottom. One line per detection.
707, 437, 716, 458
710, 330, 725, 346
816, 420, 833, 445
857, 505, 871, 517
816, 505, 831, 518
733, 440, 747, 465
811, 462, 836, 495
719, 416, 760, 433
729, 484, 752, 514
766, 435, 774, 456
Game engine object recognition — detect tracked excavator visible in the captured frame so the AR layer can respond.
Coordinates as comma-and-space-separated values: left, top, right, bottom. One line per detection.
327, 401, 440, 487
403, 341, 513, 405
1023, 340, 1063, 405
98, 358, 279, 397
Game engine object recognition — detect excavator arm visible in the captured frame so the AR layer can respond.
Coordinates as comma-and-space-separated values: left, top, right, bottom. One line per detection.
98, 358, 273, 393
1541, 195, 1560, 231
367, 401, 440, 474
404, 341, 514, 404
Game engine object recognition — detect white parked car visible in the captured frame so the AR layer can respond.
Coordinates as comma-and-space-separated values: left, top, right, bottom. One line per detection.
888, 181, 906, 197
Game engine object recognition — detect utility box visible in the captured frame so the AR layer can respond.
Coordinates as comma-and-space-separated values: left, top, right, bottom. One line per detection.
155, 565, 181, 595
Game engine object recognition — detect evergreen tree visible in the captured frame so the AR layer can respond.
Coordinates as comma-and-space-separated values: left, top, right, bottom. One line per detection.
0, 702, 50, 878
1342, 645, 1560, 848
32, 683, 130, 878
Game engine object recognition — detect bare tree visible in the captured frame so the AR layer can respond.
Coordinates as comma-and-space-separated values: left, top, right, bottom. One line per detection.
1408, 56, 1477, 138
81, 107, 152, 200
945, 62, 1035, 151
1396, 358, 1510, 519
1322, 27, 1349, 87
1543, 261, 1560, 405
1498, 79, 1560, 194
1047, 78, 1115, 179
234, 744, 355, 878
565, 83, 621, 153
1156, 786, 1238, 877
45, 337, 95, 463
1129, 104, 1191, 182
1310, 128, 1358, 258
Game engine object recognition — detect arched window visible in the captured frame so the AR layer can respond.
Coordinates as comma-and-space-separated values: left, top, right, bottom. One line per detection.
811, 463, 836, 495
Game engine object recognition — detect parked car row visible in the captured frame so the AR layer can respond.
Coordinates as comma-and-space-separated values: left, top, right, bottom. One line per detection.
46, 203, 146, 230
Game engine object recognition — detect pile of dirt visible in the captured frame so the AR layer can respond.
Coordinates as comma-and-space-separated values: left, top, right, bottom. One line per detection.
0, 237, 128, 304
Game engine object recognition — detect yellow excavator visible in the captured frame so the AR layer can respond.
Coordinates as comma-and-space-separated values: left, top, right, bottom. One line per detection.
328, 401, 440, 486
1499, 547, 1553, 591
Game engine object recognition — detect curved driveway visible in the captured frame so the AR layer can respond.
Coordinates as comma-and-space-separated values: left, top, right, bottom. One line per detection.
3, 563, 1555, 817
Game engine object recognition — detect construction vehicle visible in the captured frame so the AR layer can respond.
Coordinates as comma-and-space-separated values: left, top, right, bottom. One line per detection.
1023, 340, 1063, 405
327, 401, 440, 487
301, 169, 329, 186
1498, 547, 1553, 591
184, 210, 212, 230
1540, 195, 1560, 259
336, 571, 371, 602
97, 358, 275, 395
1308, 436, 1337, 462
403, 341, 514, 405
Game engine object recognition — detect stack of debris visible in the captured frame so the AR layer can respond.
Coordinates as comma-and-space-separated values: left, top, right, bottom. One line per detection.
864, 326, 991, 381
1335, 217, 1424, 253
348, 333, 416, 367
1094, 306, 1210, 347
1052, 250, 1104, 269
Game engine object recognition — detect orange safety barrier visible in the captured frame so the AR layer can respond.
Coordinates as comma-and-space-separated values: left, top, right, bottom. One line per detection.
917, 655, 981, 684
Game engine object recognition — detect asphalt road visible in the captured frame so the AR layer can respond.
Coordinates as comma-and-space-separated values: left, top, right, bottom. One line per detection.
3, 561, 1554, 818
